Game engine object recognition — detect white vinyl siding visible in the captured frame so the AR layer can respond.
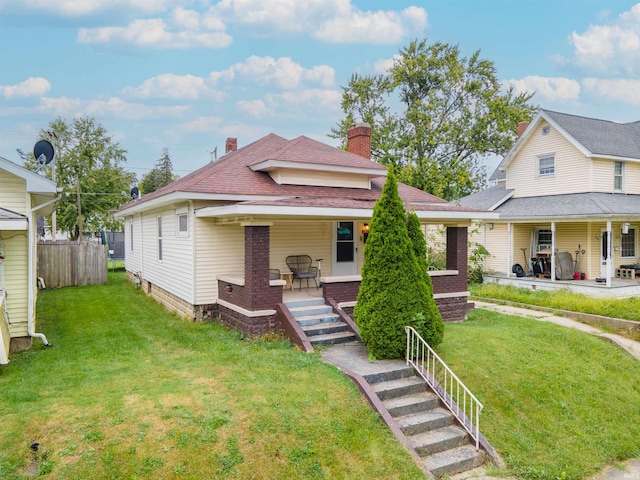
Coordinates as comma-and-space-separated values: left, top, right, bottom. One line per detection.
507, 120, 590, 197
270, 222, 332, 276
269, 169, 370, 189
136, 206, 194, 304
125, 214, 143, 274
482, 223, 508, 273
0, 170, 28, 215
2, 233, 29, 337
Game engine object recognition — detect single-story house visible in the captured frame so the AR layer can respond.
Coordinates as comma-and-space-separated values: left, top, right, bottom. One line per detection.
459, 109, 640, 297
115, 124, 497, 336
1, 156, 59, 364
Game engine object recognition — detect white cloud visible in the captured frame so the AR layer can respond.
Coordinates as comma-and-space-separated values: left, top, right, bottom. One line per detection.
209, 56, 335, 89
582, 78, 640, 105
38, 96, 188, 120
503, 76, 581, 101
122, 73, 224, 101
0, 0, 173, 16
265, 88, 342, 115
236, 100, 268, 118
179, 115, 224, 133
212, 0, 427, 44
568, 3, 640, 74
373, 54, 401, 74
0, 77, 51, 98
78, 14, 232, 49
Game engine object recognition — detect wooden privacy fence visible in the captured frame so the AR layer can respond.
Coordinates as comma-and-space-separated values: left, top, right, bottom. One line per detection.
38, 241, 108, 288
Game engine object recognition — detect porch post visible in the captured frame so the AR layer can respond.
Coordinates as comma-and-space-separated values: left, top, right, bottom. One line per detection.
507, 223, 512, 277
551, 222, 556, 281
243, 224, 271, 310
606, 221, 612, 287
446, 226, 468, 286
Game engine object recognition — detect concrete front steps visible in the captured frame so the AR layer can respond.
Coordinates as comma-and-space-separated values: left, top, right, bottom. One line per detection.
365, 366, 485, 478
285, 298, 357, 346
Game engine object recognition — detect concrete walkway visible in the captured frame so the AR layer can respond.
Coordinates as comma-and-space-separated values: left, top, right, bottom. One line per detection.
474, 301, 640, 362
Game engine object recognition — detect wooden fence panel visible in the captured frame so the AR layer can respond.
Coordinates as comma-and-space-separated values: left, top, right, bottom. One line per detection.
37, 242, 108, 288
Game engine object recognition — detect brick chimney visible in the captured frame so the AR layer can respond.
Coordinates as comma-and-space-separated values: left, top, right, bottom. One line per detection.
517, 121, 529, 138
347, 122, 371, 159
225, 137, 237, 153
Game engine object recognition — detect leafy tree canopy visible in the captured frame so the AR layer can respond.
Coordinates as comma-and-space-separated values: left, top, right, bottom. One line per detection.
140, 147, 179, 194
20, 116, 135, 239
331, 39, 538, 200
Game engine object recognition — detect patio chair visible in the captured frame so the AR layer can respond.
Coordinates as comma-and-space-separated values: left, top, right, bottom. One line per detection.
269, 269, 280, 280
285, 255, 318, 290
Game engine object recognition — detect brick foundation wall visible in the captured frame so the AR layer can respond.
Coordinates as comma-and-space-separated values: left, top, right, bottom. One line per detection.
322, 281, 360, 304
218, 304, 276, 337
435, 296, 473, 322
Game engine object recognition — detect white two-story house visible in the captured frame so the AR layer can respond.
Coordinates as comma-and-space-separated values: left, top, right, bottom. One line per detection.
459, 109, 640, 294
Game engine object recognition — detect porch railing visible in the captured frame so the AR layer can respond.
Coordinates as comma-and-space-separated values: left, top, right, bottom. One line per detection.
405, 326, 483, 449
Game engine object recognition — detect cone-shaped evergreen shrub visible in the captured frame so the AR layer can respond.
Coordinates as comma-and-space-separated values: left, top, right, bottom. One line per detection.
354, 171, 441, 359
407, 211, 444, 346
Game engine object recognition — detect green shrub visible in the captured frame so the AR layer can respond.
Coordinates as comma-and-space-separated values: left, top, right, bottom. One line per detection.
355, 171, 443, 359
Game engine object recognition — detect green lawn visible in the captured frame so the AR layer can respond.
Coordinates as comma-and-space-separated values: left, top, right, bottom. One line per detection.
439, 308, 640, 480
0, 273, 424, 480
470, 282, 640, 322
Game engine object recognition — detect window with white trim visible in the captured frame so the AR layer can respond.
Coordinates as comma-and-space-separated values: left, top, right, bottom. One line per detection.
129, 219, 134, 252
537, 154, 555, 176
614, 161, 624, 191
536, 229, 553, 251
621, 227, 636, 259
157, 215, 163, 261
176, 207, 188, 237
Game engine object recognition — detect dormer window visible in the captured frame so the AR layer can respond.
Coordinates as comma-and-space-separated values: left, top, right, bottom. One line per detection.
614, 161, 624, 191
537, 154, 555, 177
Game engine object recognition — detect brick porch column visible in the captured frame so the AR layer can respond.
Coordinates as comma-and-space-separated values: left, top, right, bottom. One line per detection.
446, 226, 468, 288
244, 224, 271, 311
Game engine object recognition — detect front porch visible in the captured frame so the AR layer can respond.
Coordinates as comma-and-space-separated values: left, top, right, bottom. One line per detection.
483, 273, 640, 298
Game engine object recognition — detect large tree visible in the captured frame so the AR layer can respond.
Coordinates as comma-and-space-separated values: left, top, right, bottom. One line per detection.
354, 171, 443, 359
331, 39, 537, 200
140, 147, 178, 194
20, 117, 135, 240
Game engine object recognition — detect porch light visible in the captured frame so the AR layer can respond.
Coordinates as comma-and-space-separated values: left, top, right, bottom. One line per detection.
488, 223, 494, 230
362, 223, 369, 243
622, 223, 630, 235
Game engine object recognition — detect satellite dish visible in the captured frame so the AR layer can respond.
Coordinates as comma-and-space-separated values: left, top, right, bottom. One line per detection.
33, 140, 55, 167
131, 187, 139, 200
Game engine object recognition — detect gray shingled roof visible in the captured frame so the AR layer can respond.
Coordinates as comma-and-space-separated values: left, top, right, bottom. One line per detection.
494, 192, 640, 219
544, 110, 640, 159
454, 183, 514, 211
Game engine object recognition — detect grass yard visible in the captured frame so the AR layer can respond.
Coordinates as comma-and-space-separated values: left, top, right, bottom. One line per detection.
0, 273, 424, 480
470, 282, 640, 322
439, 308, 640, 480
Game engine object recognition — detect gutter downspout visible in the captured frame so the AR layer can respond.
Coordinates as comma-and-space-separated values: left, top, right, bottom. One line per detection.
28, 193, 61, 346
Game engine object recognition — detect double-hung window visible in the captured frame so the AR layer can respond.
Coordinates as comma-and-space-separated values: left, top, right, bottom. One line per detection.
537, 154, 555, 176
621, 227, 636, 259
614, 161, 624, 191
176, 207, 188, 237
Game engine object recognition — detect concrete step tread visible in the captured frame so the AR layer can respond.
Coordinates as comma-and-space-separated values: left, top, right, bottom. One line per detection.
383, 392, 438, 410
302, 321, 348, 335
284, 298, 326, 309
295, 313, 340, 326
396, 408, 453, 432
309, 331, 357, 345
288, 304, 333, 315
371, 376, 426, 393
422, 445, 485, 477
409, 426, 468, 451
363, 366, 417, 385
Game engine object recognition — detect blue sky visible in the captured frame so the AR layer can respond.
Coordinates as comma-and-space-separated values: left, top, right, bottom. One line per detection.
1, 0, 639, 179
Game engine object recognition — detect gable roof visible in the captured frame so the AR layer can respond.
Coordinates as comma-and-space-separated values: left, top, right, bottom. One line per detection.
0, 156, 57, 194
118, 133, 457, 216
455, 183, 514, 211
503, 110, 640, 169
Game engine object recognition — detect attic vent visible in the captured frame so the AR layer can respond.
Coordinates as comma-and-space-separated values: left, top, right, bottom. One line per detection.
542, 126, 550, 135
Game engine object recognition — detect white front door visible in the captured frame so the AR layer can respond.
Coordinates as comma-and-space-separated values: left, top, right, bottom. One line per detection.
332, 221, 357, 276
600, 229, 610, 278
